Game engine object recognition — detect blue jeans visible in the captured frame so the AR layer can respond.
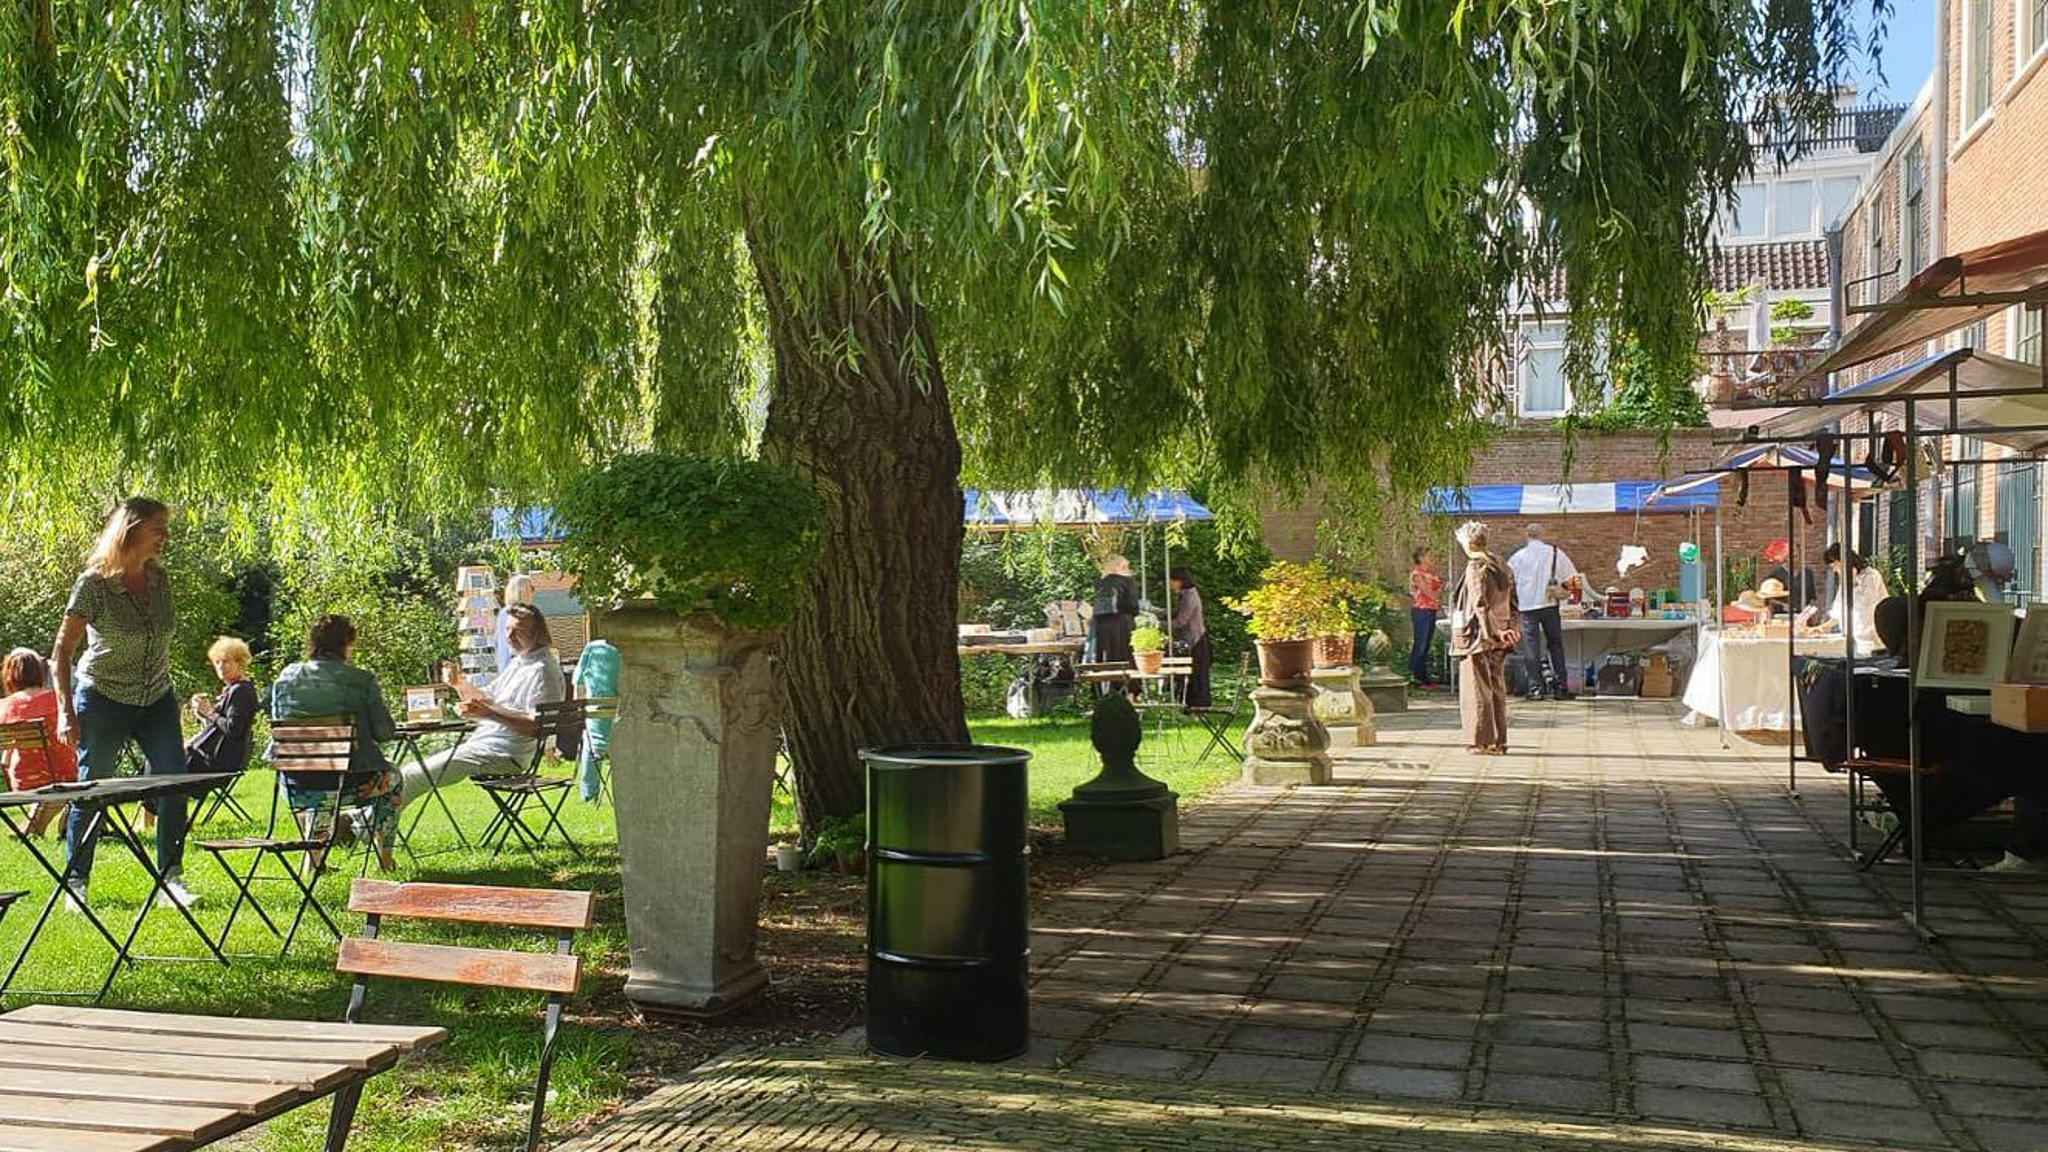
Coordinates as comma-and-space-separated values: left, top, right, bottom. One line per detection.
66, 687, 189, 882
1409, 609, 1438, 683
578, 740, 608, 802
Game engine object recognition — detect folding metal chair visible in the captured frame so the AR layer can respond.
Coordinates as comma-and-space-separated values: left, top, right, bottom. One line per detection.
1186, 652, 1252, 763
474, 698, 615, 860
335, 878, 593, 1152
194, 713, 265, 827
0, 890, 23, 931
196, 718, 361, 956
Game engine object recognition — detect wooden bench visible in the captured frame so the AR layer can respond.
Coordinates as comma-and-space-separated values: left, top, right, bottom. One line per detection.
339, 878, 595, 1152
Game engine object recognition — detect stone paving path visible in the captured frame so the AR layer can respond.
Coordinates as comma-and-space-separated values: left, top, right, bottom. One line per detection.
566, 699, 2048, 1152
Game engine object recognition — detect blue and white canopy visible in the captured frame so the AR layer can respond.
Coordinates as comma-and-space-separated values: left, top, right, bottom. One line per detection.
1424, 481, 1717, 517
964, 488, 1213, 528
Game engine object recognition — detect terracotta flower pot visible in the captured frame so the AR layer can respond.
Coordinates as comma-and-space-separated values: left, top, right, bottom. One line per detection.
1312, 633, 1354, 668
1133, 649, 1166, 674
1256, 638, 1316, 687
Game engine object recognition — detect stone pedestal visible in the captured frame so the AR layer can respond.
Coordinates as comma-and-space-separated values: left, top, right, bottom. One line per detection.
1358, 667, 1409, 713
1241, 684, 1333, 786
1060, 693, 1179, 860
597, 605, 781, 1017
1309, 665, 1377, 749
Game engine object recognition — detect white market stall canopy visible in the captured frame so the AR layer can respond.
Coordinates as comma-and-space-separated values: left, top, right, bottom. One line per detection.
963, 489, 1213, 529
1423, 481, 1716, 517
1730, 348, 2048, 455
1650, 444, 1882, 502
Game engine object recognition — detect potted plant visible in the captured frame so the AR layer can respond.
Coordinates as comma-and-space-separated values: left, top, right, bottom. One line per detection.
773, 841, 803, 872
1227, 561, 1330, 687
554, 451, 821, 1015
1130, 625, 1168, 674
1309, 564, 1375, 668
808, 814, 867, 875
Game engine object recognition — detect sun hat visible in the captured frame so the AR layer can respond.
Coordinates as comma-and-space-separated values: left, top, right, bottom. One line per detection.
1756, 577, 1790, 600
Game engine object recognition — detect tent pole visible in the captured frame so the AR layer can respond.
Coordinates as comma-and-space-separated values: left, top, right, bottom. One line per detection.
1843, 426, 1862, 856
1715, 499, 1728, 750
1905, 396, 1930, 940
1787, 473, 1799, 797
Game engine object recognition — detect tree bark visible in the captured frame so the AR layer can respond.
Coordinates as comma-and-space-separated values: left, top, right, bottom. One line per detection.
749, 234, 969, 834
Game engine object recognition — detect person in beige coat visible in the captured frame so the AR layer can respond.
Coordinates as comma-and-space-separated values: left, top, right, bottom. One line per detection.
1450, 521, 1521, 754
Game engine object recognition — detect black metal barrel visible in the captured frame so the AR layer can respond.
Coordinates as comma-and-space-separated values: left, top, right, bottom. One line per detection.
862, 742, 1030, 1061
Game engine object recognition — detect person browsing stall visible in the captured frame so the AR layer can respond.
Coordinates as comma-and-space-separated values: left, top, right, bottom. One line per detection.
1809, 545, 1888, 655
1451, 522, 1520, 754
49, 497, 201, 910
0, 649, 79, 838
1408, 546, 1444, 688
1089, 554, 1141, 666
1168, 567, 1212, 708
1505, 523, 1580, 700
405, 603, 565, 801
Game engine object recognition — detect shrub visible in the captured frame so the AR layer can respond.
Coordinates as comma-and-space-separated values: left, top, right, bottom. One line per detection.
1130, 625, 1167, 653
554, 453, 821, 629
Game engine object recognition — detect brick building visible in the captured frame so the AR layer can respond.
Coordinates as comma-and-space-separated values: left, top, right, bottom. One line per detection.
1828, 0, 2048, 600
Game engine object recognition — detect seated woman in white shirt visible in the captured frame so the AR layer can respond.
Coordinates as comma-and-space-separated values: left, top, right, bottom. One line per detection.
1808, 544, 1889, 655
401, 603, 566, 802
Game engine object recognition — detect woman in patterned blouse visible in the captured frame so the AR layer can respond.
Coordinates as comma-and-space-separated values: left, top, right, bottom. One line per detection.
50, 496, 199, 910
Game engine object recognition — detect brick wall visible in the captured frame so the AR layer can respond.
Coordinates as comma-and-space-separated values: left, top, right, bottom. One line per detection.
1946, 1, 2048, 254
1259, 428, 1831, 599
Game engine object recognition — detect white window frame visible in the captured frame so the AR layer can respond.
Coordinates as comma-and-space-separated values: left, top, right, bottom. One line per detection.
1518, 323, 1571, 418
2010, 302, 2045, 364
1725, 183, 1768, 241
1965, 0, 1997, 131
1772, 179, 1818, 239
2020, 0, 2048, 72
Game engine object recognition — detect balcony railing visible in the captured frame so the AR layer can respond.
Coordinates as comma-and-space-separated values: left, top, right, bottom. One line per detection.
1751, 103, 1907, 157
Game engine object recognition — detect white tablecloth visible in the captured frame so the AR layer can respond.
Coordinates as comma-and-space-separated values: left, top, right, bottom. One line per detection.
1559, 618, 1698, 672
1682, 631, 1846, 731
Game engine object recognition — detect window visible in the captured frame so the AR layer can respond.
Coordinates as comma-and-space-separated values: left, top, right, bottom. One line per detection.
1968, 0, 1995, 125
1728, 183, 1766, 239
1997, 463, 2040, 601
1867, 209, 1886, 297
1948, 437, 1982, 549
1903, 142, 1927, 276
1520, 324, 1569, 416
1960, 319, 1989, 349
2017, 304, 2044, 364
1820, 176, 1861, 230
2033, 0, 2048, 60
1773, 180, 1816, 236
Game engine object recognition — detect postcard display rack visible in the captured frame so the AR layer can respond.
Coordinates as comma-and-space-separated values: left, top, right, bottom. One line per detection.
1720, 242, 2048, 939
456, 565, 500, 689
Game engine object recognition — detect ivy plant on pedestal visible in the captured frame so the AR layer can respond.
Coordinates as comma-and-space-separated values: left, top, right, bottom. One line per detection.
556, 453, 820, 1016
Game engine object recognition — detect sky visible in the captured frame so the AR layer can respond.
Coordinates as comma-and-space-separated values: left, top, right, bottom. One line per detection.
1858, 0, 1937, 103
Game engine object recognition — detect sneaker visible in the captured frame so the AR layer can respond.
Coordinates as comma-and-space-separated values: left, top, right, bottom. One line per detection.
1983, 851, 2044, 875
157, 871, 200, 910
61, 879, 87, 913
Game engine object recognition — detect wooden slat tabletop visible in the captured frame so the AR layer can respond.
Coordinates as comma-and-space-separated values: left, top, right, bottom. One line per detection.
0, 1123, 177, 1152
0, 1007, 443, 1151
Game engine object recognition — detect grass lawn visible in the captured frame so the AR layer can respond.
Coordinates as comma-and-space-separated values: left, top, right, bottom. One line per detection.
0, 705, 1245, 1150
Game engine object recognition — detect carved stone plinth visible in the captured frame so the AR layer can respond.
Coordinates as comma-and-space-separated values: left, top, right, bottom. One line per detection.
1359, 630, 1409, 712
597, 605, 781, 1017
1309, 665, 1377, 749
1060, 693, 1179, 860
1241, 684, 1333, 786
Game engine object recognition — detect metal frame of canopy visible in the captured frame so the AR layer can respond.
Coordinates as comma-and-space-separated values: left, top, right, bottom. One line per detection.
962, 488, 1215, 648
1718, 249, 2048, 940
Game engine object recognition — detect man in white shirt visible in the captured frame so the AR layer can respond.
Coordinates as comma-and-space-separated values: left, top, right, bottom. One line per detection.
401, 603, 566, 802
1506, 523, 1580, 700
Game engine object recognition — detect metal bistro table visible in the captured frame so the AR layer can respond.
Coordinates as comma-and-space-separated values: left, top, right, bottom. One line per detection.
0, 773, 236, 1003
389, 719, 477, 859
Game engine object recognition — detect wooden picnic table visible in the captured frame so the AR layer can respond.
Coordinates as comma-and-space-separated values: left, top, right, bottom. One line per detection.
0, 1004, 443, 1151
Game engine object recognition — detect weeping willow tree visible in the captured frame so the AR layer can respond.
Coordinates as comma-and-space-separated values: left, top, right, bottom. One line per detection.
0, 1, 1877, 827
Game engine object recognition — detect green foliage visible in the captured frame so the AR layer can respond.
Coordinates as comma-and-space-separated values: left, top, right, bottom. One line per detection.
806, 813, 866, 866
266, 532, 457, 692
1228, 561, 1360, 641
1571, 336, 1709, 432
554, 454, 821, 630
1130, 626, 1168, 653
0, 1, 1874, 538
957, 530, 1101, 631
1770, 297, 1819, 346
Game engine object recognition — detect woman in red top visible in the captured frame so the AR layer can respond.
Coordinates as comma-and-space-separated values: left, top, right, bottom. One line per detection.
1408, 546, 1445, 687
0, 648, 80, 836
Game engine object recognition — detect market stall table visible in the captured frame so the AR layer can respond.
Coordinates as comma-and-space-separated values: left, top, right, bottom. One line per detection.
1558, 616, 1698, 678
1682, 630, 1845, 731
0, 774, 236, 1002
0, 1004, 442, 1151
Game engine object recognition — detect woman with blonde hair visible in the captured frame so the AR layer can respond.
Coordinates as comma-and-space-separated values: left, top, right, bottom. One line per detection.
1449, 521, 1520, 754
50, 496, 199, 908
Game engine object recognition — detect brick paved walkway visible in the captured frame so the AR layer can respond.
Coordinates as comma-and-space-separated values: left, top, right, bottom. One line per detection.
567, 699, 2048, 1152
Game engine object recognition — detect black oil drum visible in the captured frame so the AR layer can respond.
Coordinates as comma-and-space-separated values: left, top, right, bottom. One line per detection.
862, 742, 1030, 1061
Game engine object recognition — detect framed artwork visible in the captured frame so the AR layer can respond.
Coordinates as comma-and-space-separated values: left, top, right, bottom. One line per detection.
2010, 604, 2048, 685
1915, 601, 2017, 690
403, 686, 443, 722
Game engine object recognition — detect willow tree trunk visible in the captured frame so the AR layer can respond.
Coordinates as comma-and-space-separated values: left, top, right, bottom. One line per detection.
751, 242, 970, 834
